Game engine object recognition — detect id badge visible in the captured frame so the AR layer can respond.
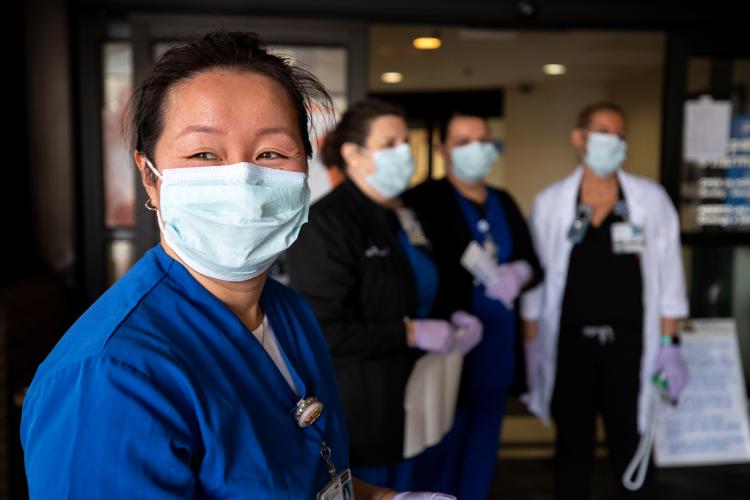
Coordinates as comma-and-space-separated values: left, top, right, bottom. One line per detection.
317, 468, 354, 500
460, 241, 498, 286
611, 222, 645, 254
396, 208, 429, 247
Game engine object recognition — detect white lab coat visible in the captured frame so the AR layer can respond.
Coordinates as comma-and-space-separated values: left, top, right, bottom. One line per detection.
521, 166, 688, 432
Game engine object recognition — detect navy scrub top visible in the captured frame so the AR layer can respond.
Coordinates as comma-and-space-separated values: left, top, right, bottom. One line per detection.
21, 245, 349, 499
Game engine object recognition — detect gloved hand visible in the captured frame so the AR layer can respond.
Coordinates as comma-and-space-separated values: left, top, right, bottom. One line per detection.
450, 310, 483, 354
393, 492, 457, 500
524, 337, 542, 390
411, 319, 456, 353
485, 260, 532, 308
652, 344, 689, 400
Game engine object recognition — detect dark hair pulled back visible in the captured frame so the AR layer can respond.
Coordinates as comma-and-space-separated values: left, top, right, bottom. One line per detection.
320, 99, 405, 170
127, 30, 333, 181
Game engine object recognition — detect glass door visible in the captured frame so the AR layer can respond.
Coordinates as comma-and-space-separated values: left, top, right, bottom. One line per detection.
662, 32, 750, 388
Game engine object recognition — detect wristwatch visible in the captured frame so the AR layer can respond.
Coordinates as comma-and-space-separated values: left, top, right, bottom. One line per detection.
660, 334, 681, 346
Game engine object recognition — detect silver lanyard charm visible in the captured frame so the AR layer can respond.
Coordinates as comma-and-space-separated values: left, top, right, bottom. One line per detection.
568, 203, 593, 244
477, 219, 498, 260
320, 441, 336, 480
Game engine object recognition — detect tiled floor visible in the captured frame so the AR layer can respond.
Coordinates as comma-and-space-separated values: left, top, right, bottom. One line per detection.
490, 399, 750, 499
488, 457, 750, 500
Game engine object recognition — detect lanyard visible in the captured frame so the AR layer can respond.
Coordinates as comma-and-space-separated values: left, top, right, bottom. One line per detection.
453, 188, 512, 263
568, 199, 630, 244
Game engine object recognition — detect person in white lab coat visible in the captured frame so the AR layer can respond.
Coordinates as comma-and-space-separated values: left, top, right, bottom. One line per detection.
521, 102, 690, 499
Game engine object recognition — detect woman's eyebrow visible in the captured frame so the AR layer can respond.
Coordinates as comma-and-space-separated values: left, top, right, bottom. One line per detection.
257, 127, 297, 139
176, 125, 226, 139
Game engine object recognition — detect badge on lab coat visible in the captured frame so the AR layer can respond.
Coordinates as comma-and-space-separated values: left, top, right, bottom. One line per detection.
317, 468, 354, 500
611, 222, 645, 254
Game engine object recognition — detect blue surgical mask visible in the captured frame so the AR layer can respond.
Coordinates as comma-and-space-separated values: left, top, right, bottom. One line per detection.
450, 141, 499, 183
366, 143, 415, 199
584, 132, 627, 177
146, 159, 309, 282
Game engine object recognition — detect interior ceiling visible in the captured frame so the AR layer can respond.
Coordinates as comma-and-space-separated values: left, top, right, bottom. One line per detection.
369, 25, 665, 92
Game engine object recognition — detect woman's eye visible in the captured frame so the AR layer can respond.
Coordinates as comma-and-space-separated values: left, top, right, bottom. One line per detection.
258, 151, 285, 160
190, 152, 218, 160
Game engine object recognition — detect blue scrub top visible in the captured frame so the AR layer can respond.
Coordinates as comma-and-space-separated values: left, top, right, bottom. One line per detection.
21, 245, 349, 499
396, 231, 438, 319
454, 188, 517, 388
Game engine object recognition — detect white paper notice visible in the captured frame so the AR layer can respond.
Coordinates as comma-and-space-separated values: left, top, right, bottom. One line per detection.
683, 97, 732, 163
654, 319, 750, 467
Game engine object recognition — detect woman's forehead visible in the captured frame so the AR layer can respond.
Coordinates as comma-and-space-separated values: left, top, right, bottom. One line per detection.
590, 109, 624, 128
369, 114, 406, 134
162, 70, 299, 136
449, 115, 486, 133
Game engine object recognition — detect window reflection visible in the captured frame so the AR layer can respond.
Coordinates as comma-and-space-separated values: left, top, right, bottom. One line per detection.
102, 42, 135, 229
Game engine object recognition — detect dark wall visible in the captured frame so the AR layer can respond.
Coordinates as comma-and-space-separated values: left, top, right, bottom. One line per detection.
70, 0, 743, 30
3, 4, 34, 281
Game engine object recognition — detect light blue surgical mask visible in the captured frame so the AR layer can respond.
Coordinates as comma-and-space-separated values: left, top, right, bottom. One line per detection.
366, 143, 415, 199
450, 141, 499, 183
146, 159, 309, 282
584, 132, 627, 177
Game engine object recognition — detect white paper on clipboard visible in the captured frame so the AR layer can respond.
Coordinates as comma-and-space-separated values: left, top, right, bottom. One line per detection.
654, 319, 750, 467
683, 97, 732, 163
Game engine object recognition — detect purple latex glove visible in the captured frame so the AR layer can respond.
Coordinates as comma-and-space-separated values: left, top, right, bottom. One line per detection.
524, 338, 542, 390
393, 493, 457, 500
450, 310, 483, 354
485, 260, 532, 308
652, 345, 689, 400
412, 319, 456, 353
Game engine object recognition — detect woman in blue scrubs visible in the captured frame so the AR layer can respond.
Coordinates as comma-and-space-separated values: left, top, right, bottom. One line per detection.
20, 31, 448, 500
404, 112, 543, 499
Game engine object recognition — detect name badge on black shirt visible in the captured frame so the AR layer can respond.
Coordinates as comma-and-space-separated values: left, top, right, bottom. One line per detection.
611, 222, 645, 254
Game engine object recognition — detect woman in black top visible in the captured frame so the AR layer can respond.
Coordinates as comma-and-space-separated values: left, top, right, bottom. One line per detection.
287, 100, 483, 493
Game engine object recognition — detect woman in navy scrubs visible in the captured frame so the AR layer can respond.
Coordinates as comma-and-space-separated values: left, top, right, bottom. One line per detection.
404, 112, 543, 499
21, 31, 446, 499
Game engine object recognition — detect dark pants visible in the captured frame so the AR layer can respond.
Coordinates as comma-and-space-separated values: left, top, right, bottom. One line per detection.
552, 325, 655, 500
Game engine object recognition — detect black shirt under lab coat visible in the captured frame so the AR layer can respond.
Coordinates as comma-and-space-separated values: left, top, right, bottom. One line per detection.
287, 180, 419, 467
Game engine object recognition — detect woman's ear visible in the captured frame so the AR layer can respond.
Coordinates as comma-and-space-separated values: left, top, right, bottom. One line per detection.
340, 142, 363, 170
571, 128, 586, 151
133, 150, 160, 208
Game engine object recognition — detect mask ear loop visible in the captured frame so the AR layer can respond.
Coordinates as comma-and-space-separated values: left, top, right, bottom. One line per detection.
143, 157, 163, 212
142, 158, 166, 234
144, 158, 164, 181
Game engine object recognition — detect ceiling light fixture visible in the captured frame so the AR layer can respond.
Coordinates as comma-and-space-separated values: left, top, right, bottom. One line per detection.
543, 63, 567, 76
413, 34, 442, 50
381, 72, 404, 84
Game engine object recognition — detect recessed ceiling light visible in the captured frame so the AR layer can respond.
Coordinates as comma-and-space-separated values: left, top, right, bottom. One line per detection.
543, 64, 567, 76
381, 72, 404, 84
413, 36, 442, 50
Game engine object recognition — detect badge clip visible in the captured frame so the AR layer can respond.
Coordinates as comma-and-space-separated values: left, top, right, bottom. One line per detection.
295, 396, 324, 428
